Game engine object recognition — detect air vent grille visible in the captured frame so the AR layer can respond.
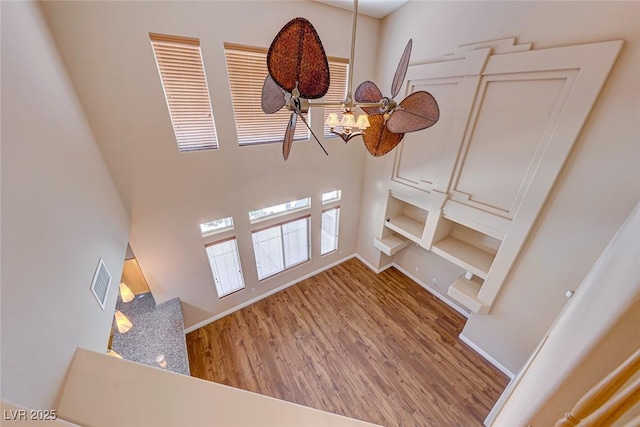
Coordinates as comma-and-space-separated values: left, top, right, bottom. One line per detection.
90, 258, 111, 310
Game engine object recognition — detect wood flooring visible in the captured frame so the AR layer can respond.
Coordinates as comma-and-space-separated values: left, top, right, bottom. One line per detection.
186, 258, 509, 426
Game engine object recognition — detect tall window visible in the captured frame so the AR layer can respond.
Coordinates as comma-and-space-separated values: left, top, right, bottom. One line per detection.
205, 238, 245, 298
321, 207, 340, 255
323, 60, 348, 138
150, 33, 218, 152
252, 217, 310, 280
224, 43, 308, 145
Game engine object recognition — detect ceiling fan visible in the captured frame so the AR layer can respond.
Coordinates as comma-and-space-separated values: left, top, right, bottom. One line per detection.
261, 0, 440, 160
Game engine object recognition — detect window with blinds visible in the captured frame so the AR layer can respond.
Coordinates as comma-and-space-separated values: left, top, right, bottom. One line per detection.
321, 207, 340, 255
323, 60, 349, 138
150, 33, 218, 152
224, 43, 309, 145
205, 238, 245, 298
252, 216, 310, 280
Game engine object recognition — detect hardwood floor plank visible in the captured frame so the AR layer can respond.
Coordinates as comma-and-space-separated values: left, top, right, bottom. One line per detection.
186, 258, 509, 426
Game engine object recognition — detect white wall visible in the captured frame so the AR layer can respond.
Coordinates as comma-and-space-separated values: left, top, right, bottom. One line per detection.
358, 1, 640, 373
0, 1, 130, 409
58, 348, 378, 427
39, 1, 380, 328
494, 202, 640, 425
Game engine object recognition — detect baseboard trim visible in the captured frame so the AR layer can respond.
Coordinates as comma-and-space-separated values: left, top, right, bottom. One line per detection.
184, 254, 357, 334
391, 263, 470, 319
353, 253, 392, 274
459, 333, 515, 379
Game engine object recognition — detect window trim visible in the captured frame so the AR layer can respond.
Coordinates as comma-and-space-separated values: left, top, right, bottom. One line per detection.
223, 43, 309, 146
199, 216, 234, 237
149, 33, 219, 152
249, 197, 311, 224
205, 236, 246, 299
321, 189, 342, 205
252, 214, 311, 281
321, 206, 340, 256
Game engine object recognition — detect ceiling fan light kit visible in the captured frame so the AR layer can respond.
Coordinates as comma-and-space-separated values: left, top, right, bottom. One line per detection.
261, 0, 440, 160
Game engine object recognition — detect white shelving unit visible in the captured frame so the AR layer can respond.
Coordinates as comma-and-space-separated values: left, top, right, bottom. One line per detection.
432, 236, 495, 280
374, 234, 409, 256
447, 276, 488, 314
431, 217, 501, 280
372, 38, 622, 315
383, 193, 428, 244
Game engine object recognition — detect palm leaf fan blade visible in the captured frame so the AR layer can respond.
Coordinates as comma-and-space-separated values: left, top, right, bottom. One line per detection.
267, 17, 330, 99
391, 39, 412, 99
261, 75, 286, 114
283, 112, 297, 160
355, 81, 383, 116
387, 91, 440, 134
362, 114, 404, 157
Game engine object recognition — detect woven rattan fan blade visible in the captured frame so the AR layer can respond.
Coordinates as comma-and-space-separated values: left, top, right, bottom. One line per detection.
391, 39, 412, 99
387, 91, 440, 134
262, 74, 286, 114
267, 17, 330, 99
355, 81, 383, 116
283, 112, 297, 160
362, 114, 404, 157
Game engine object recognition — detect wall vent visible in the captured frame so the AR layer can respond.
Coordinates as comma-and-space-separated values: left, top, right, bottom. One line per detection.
90, 258, 111, 310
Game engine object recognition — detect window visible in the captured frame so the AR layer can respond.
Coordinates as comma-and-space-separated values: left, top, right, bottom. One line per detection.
323, 59, 349, 138
150, 33, 218, 152
224, 43, 308, 145
252, 217, 310, 280
249, 197, 311, 223
200, 216, 234, 237
321, 207, 340, 255
322, 190, 342, 204
205, 238, 245, 298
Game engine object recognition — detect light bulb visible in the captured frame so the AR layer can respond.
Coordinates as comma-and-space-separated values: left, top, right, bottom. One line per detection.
325, 113, 340, 127
340, 112, 356, 128
114, 310, 133, 334
355, 115, 370, 129
119, 282, 135, 303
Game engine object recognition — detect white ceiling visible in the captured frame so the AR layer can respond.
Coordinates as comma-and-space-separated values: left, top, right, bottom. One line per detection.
314, 0, 408, 19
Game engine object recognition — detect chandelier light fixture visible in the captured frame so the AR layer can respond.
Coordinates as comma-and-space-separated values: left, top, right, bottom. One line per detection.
325, 110, 370, 142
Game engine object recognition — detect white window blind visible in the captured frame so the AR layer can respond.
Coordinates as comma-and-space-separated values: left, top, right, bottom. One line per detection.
205, 238, 245, 298
150, 33, 218, 152
321, 207, 340, 255
252, 217, 310, 280
323, 59, 349, 138
224, 43, 308, 145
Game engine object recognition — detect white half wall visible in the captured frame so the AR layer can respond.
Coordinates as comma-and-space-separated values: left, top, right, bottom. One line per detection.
1, 1, 130, 409
493, 202, 640, 426
358, 0, 640, 373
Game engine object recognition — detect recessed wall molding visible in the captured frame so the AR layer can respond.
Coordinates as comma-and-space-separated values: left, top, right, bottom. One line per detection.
375, 37, 623, 314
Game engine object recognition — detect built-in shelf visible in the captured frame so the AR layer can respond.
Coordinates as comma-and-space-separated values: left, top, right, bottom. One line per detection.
374, 234, 410, 256
384, 215, 423, 244
384, 192, 428, 245
448, 276, 489, 314
432, 236, 495, 279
